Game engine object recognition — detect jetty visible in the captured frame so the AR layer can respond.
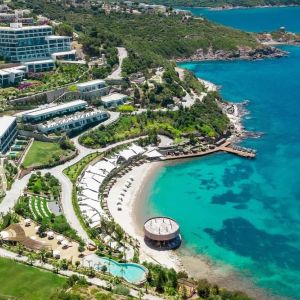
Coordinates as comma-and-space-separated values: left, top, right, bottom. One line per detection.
161, 141, 256, 161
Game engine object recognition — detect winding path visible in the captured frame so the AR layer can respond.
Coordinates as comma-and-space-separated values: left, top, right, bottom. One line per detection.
106, 47, 128, 80
0, 111, 139, 245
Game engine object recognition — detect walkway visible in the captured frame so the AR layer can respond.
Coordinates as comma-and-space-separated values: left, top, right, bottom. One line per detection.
0, 136, 145, 244
0, 248, 163, 300
107, 47, 128, 80
162, 142, 256, 161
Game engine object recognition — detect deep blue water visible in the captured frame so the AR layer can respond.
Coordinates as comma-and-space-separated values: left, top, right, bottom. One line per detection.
144, 7, 300, 300
178, 6, 300, 33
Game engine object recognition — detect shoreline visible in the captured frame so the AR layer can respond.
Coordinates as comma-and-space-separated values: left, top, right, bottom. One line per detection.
106, 159, 280, 299
193, 4, 300, 11
106, 161, 183, 270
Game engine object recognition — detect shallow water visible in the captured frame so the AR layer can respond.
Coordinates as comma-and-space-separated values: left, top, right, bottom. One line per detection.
144, 7, 300, 300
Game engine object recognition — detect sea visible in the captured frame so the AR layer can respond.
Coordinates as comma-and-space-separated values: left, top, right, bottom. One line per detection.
143, 7, 300, 299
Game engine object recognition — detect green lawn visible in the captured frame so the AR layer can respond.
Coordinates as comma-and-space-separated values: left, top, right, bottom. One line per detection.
22, 141, 65, 168
29, 196, 52, 220
0, 257, 66, 300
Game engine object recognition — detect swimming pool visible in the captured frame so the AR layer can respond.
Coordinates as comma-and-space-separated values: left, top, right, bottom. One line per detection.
83, 254, 148, 284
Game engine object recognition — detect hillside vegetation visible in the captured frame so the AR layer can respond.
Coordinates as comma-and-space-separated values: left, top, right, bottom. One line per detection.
12, 0, 258, 74
133, 0, 300, 7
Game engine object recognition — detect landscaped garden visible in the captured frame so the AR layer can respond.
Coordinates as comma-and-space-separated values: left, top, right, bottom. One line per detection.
22, 140, 76, 169
29, 195, 53, 220
79, 92, 230, 148
27, 172, 61, 200
0, 64, 88, 104
0, 257, 67, 300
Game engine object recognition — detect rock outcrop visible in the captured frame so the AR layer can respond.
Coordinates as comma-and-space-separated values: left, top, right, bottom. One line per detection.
176, 46, 288, 62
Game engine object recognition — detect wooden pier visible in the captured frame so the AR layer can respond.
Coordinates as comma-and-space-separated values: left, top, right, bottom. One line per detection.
161, 141, 256, 161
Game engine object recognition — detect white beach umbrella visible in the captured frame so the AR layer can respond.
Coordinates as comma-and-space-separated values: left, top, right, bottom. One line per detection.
61, 240, 69, 248
24, 219, 31, 226
57, 235, 64, 243
53, 250, 60, 258
47, 231, 54, 239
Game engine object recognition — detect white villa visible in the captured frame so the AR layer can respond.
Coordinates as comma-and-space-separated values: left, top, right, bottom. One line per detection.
76, 79, 109, 97
37, 109, 109, 134
101, 93, 128, 108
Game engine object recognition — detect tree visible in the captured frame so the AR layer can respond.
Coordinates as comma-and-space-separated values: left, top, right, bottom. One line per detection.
27, 252, 36, 265
16, 243, 24, 256
39, 249, 47, 263
78, 244, 85, 257
196, 279, 210, 299
156, 270, 166, 293
75, 260, 80, 269
55, 23, 73, 36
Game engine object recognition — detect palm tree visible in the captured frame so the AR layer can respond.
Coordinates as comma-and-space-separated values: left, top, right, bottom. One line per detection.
27, 252, 36, 265
39, 249, 47, 263
53, 260, 61, 273
120, 266, 125, 279
16, 243, 24, 257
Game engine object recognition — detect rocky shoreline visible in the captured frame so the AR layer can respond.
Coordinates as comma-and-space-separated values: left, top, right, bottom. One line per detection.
176, 46, 288, 62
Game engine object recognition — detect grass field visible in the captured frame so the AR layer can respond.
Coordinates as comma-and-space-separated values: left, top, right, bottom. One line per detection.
0, 257, 66, 300
22, 141, 65, 168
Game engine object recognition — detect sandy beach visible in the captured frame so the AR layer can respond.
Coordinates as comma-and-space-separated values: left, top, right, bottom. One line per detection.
106, 159, 277, 299
107, 161, 183, 271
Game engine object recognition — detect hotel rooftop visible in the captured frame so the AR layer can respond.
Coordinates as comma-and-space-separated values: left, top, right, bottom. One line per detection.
20, 100, 88, 123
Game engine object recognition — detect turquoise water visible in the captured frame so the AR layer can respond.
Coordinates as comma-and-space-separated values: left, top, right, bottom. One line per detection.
179, 6, 300, 32
144, 7, 300, 300
86, 254, 148, 284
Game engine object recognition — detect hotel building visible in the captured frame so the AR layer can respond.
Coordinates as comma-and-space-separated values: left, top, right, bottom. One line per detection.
37, 110, 109, 134
0, 116, 17, 154
21, 100, 88, 123
0, 23, 72, 62
0, 65, 26, 87
76, 79, 109, 97
101, 93, 128, 108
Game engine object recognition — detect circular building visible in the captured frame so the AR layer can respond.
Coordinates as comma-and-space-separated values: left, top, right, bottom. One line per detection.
144, 217, 181, 249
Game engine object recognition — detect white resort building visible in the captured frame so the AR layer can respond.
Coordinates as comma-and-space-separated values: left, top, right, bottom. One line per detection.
0, 116, 17, 154
0, 23, 73, 62
37, 109, 109, 134
76, 79, 109, 97
21, 100, 88, 123
101, 93, 128, 108
0, 65, 26, 87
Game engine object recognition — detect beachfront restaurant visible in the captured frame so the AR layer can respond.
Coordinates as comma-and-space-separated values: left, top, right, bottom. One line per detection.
144, 217, 181, 249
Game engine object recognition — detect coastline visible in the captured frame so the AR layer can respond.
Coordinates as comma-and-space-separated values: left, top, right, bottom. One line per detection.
200, 4, 300, 11
106, 161, 183, 271
106, 159, 281, 299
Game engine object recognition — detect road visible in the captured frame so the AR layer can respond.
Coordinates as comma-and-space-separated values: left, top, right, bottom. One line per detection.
0, 125, 143, 244
107, 47, 128, 80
